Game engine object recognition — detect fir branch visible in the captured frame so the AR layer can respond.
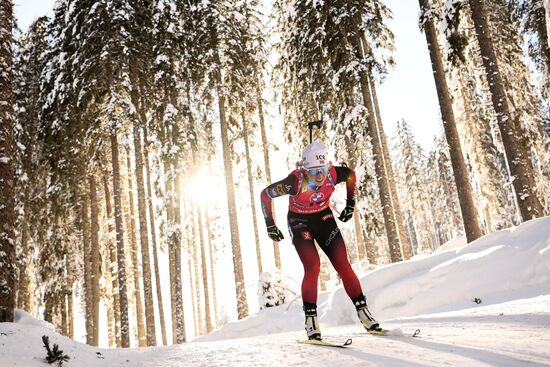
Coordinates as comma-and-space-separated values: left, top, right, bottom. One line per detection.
42, 335, 70, 366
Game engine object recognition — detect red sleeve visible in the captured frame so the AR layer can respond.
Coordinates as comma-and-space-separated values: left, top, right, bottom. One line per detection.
260, 173, 298, 225
334, 166, 356, 206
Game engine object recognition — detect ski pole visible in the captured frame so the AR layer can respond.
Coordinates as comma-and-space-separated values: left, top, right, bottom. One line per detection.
307, 120, 323, 144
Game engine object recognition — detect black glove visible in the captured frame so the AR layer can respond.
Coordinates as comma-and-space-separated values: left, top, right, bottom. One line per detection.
266, 224, 284, 241
338, 205, 354, 222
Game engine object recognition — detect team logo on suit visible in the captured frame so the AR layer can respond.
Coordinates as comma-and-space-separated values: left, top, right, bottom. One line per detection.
311, 192, 325, 202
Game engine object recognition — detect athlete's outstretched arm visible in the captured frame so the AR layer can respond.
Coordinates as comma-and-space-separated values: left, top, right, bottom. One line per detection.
260, 174, 298, 225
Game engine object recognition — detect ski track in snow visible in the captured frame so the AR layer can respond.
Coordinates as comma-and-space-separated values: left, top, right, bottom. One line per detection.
3, 307, 550, 367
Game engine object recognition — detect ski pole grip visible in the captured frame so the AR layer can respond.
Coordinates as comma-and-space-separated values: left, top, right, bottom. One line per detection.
307, 120, 323, 143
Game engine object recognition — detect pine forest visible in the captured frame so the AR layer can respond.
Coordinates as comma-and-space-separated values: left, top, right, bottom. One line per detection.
1, 0, 549, 350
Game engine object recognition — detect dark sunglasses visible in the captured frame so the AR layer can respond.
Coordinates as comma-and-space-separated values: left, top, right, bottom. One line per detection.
306, 166, 328, 175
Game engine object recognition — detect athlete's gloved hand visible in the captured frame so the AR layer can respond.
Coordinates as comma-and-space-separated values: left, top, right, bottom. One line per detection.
338, 204, 354, 222
266, 224, 284, 241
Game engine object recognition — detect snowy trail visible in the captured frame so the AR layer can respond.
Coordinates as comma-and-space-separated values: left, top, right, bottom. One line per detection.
135, 314, 550, 367
5, 311, 550, 366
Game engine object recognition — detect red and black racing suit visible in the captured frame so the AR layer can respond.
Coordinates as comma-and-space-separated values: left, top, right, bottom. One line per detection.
260, 165, 363, 305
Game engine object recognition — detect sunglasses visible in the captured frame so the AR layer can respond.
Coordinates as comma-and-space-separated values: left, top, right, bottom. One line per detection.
306, 166, 328, 175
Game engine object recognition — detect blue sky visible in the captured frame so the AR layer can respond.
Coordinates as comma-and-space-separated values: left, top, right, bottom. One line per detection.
14, 0, 442, 151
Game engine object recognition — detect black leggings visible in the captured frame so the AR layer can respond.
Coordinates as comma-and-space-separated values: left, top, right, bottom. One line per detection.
287, 208, 363, 304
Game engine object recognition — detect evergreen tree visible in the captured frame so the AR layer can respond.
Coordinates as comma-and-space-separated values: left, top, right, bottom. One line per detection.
418, 0, 482, 243
395, 120, 434, 254
466, 0, 545, 220
13, 16, 49, 313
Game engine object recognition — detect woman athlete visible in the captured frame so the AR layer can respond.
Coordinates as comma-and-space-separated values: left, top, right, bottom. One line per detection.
260, 141, 381, 340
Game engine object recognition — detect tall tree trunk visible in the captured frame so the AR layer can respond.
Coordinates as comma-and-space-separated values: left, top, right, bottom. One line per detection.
102, 172, 121, 347
125, 148, 146, 347
350, 33, 402, 262
66, 255, 74, 339
467, 0, 544, 220
143, 124, 167, 345
171, 122, 187, 343
160, 111, 186, 344
132, 117, 156, 346
0, 0, 16, 323
198, 205, 213, 333
205, 206, 219, 327
367, 73, 413, 258
17, 193, 34, 312
215, 71, 249, 318
81, 187, 93, 345
191, 204, 203, 335
418, 0, 484, 242
88, 174, 101, 346
256, 91, 281, 269
110, 132, 130, 348
242, 112, 263, 274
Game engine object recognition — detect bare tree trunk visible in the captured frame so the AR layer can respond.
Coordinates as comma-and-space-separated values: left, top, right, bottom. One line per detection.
143, 124, 167, 345
205, 206, 219, 327
17, 193, 34, 312
66, 255, 74, 339
367, 74, 413, 258
256, 91, 281, 269
215, 71, 249, 318
102, 173, 122, 347
125, 148, 146, 347
81, 187, 93, 344
160, 113, 186, 344
350, 33, 402, 262
242, 112, 263, 274
110, 132, 130, 348
132, 117, 156, 346
198, 205, 213, 333
467, 0, 544, 220
191, 205, 203, 335
0, 0, 16, 323
88, 174, 101, 346
418, 0, 484, 243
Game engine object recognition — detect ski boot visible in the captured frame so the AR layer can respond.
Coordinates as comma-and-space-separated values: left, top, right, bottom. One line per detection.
303, 303, 322, 340
353, 295, 382, 332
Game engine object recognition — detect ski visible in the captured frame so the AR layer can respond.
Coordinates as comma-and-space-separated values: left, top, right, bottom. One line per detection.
366, 328, 421, 337
296, 338, 353, 348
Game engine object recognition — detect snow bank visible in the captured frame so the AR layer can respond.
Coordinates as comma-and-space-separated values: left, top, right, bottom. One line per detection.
202, 216, 550, 340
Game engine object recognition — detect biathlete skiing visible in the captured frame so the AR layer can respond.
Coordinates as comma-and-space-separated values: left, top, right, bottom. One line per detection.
260, 137, 383, 341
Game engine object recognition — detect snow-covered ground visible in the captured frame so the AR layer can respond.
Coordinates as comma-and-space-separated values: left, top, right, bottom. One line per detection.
2, 216, 550, 366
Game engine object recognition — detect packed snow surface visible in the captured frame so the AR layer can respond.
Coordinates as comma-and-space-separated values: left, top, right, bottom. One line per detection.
2, 216, 550, 366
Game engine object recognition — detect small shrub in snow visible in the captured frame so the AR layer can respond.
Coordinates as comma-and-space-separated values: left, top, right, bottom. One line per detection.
42, 335, 70, 366
258, 270, 295, 309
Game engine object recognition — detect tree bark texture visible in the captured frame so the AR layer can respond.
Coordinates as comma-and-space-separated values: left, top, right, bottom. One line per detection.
143, 124, 167, 345
81, 187, 93, 345
125, 148, 147, 347
0, 0, 16, 323
102, 173, 122, 347
88, 174, 101, 346
110, 132, 130, 348
132, 117, 156, 346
